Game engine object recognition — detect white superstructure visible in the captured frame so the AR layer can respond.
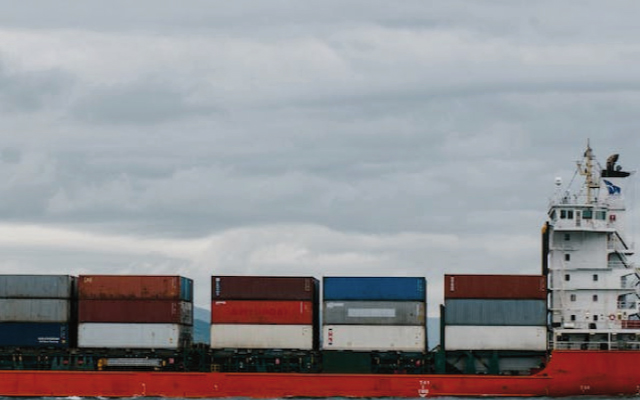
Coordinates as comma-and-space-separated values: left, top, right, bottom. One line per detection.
547, 143, 640, 349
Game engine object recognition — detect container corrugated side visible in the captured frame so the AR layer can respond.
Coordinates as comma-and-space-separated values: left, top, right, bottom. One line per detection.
79, 300, 193, 325
211, 276, 318, 300
323, 301, 425, 325
0, 299, 70, 322
210, 324, 314, 350
78, 323, 192, 349
180, 277, 194, 302
444, 274, 546, 300
444, 325, 547, 351
322, 325, 426, 352
78, 275, 192, 300
0, 275, 75, 299
444, 299, 547, 326
211, 301, 314, 324
323, 277, 426, 301
0, 322, 69, 347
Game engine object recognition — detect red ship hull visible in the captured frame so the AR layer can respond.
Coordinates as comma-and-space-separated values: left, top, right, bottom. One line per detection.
0, 350, 637, 397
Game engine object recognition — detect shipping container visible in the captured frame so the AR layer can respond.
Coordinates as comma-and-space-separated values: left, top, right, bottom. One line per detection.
0, 322, 70, 348
211, 276, 318, 301
78, 323, 192, 349
211, 300, 314, 324
78, 300, 193, 325
180, 276, 194, 302
444, 275, 546, 300
322, 325, 426, 352
0, 299, 70, 323
444, 299, 547, 326
323, 301, 425, 325
78, 275, 193, 301
0, 275, 75, 299
210, 324, 314, 350
323, 277, 426, 301
444, 325, 548, 351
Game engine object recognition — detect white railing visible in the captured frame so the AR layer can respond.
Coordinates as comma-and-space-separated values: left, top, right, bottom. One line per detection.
620, 279, 638, 289
617, 301, 637, 310
553, 340, 640, 350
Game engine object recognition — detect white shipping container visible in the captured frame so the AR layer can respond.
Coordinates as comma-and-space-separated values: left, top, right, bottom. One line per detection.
444, 325, 547, 351
78, 323, 191, 349
322, 325, 426, 352
0, 299, 70, 322
210, 324, 313, 350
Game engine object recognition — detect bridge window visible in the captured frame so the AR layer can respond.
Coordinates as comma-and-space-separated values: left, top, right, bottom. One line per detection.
564, 233, 571, 241
583, 209, 593, 219
596, 211, 606, 220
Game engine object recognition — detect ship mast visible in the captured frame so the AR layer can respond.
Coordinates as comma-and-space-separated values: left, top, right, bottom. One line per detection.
576, 140, 600, 204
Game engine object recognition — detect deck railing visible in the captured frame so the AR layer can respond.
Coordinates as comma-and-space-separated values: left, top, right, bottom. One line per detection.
553, 340, 640, 350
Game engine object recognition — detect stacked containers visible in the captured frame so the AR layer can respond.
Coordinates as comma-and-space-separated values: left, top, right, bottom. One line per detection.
443, 274, 547, 351
77, 275, 194, 349
322, 277, 427, 352
210, 276, 319, 350
0, 275, 75, 348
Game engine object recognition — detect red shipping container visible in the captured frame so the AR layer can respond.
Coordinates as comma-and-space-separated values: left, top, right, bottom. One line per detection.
211, 276, 318, 300
211, 300, 314, 324
79, 275, 185, 300
78, 300, 193, 325
444, 275, 547, 300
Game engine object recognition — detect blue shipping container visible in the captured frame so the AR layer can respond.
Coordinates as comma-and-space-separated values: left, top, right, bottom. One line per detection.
0, 323, 69, 348
180, 277, 194, 302
323, 277, 426, 301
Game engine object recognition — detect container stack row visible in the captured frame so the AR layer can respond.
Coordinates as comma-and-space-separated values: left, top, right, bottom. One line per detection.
443, 274, 547, 351
0, 275, 75, 348
322, 277, 427, 352
77, 275, 194, 349
210, 276, 319, 350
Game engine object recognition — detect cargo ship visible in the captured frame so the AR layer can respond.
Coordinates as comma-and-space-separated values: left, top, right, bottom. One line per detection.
0, 143, 638, 397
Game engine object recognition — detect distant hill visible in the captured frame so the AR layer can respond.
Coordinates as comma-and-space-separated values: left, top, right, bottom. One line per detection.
194, 306, 440, 348
193, 306, 210, 345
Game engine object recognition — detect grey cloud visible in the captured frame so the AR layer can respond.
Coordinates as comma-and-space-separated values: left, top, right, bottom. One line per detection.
0, 2, 637, 248
0, 60, 73, 112
71, 80, 217, 125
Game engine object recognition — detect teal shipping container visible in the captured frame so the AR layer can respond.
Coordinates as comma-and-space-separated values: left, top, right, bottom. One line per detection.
323, 277, 426, 301
444, 299, 547, 326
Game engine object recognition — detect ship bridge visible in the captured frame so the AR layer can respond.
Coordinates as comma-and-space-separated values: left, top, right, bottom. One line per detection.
546, 144, 640, 350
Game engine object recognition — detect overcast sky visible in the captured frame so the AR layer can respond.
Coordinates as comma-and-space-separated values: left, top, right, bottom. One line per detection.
1, 1, 639, 315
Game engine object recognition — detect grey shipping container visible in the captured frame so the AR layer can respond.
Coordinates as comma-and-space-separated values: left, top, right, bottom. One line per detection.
444, 299, 547, 326
0, 299, 71, 323
323, 301, 425, 325
0, 275, 75, 299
